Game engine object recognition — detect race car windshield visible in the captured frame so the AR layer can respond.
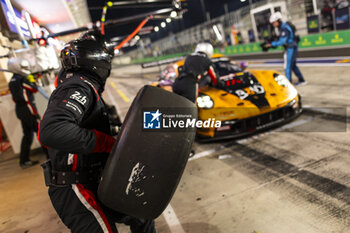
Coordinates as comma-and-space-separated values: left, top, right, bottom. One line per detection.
160, 66, 176, 80
213, 61, 243, 77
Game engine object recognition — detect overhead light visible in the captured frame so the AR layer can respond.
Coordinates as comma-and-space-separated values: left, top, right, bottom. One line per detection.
161, 22, 166, 28
174, 3, 180, 9
38, 38, 47, 46
240, 0, 247, 2
135, 35, 140, 40
170, 11, 177, 18
166, 18, 171, 23
154, 26, 159, 32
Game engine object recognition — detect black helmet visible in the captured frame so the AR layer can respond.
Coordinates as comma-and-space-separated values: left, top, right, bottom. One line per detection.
61, 35, 113, 81
80, 30, 116, 56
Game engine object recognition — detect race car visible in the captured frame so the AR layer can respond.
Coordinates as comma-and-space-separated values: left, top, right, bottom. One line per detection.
152, 54, 302, 141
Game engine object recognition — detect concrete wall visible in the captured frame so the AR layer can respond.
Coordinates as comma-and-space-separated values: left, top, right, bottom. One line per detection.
0, 33, 22, 93
0, 32, 50, 154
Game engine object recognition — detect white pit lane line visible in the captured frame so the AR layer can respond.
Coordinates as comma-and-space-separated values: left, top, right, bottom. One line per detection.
275, 117, 313, 131
163, 205, 186, 233
188, 146, 225, 161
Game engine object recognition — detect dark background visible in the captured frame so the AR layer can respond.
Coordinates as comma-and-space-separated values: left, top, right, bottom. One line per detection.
87, 0, 263, 39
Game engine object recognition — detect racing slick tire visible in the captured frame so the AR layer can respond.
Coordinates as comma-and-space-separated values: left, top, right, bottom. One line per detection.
98, 85, 197, 219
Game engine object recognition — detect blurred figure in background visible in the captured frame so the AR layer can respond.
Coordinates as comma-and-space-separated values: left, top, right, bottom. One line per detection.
7, 58, 43, 168
267, 12, 307, 86
335, 0, 349, 9
321, 1, 334, 30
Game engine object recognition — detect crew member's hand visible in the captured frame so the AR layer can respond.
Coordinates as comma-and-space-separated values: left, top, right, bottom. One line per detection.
265, 43, 272, 48
93, 130, 116, 153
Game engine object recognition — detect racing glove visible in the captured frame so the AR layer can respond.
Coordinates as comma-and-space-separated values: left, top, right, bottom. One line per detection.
93, 130, 116, 153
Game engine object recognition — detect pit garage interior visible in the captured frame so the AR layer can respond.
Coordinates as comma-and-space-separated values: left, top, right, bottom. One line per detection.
0, 0, 350, 233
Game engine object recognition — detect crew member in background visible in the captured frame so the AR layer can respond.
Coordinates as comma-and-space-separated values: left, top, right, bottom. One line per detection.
8, 58, 45, 168
172, 42, 218, 103
267, 12, 307, 86
39, 31, 155, 233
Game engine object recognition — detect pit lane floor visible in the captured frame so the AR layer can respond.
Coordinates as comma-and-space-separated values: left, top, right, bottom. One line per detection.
1, 64, 350, 233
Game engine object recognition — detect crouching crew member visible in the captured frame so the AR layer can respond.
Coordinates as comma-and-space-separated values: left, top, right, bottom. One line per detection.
39, 31, 156, 233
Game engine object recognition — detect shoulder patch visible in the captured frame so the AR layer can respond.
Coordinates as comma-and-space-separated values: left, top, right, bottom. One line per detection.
58, 88, 90, 117
69, 90, 88, 105
63, 100, 83, 115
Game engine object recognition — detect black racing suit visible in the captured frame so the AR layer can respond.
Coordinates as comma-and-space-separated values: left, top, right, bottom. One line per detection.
8, 73, 41, 164
39, 71, 155, 233
172, 52, 217, 103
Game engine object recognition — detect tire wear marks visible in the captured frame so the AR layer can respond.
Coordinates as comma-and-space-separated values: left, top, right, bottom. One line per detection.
302, 108, 349, 123
217, 146, 350, 223
228, 142, 350, 205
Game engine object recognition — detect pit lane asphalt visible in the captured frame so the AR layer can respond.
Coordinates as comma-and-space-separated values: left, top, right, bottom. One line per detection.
0, 64, 349, 233
104, 64, 350, 233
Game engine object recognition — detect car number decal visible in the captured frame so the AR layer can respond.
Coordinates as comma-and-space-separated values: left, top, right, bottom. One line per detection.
235, 90, 249, 99
235, 85, 265, 99
250, 85, 265, 94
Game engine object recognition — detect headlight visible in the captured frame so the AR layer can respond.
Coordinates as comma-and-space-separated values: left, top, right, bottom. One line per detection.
197, 94, 214, 109
274, 74, 289, 87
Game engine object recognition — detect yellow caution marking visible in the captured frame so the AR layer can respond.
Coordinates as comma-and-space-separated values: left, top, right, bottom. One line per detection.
116, 89, 130, 103
110, 81, 130, 103
336, 59, 350, 63
110, 81, 117, 89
